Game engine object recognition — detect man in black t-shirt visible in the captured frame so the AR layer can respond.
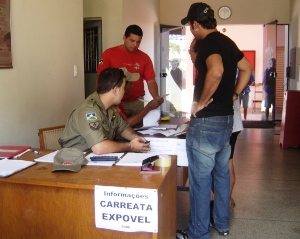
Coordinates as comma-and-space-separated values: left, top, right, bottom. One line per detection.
177, 3, 252, 239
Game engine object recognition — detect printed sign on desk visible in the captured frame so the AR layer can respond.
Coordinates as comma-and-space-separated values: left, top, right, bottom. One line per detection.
95, 186, 158, 232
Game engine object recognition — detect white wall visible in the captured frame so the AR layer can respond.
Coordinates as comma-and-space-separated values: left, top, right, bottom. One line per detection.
160, 0, 290, 26
0, 0, 84, 147
83, 0, 159, 62
83, 0, 160, 100
83, 0, 123, 51
218, 25, 264, 82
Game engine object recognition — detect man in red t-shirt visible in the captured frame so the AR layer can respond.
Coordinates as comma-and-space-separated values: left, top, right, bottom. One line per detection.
117, 78, 160, 127
96, 24, 163, 118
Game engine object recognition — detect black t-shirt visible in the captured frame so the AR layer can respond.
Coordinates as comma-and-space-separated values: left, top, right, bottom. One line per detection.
194, 31, 244, 118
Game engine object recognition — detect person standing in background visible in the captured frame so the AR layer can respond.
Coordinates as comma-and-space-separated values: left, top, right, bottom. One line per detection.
177, 3, 252, 239
170, 59, 183, 89
96, 25, 163, 120
262, 58, 277, 124
228, 97, 243, 210
239, 71, 255, 120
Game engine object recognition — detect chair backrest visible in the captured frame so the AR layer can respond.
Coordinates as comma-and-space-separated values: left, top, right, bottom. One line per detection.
254, 84, 263, 100
38, 125, 65, 150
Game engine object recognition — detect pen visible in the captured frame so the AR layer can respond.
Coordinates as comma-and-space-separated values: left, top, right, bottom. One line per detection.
32, 149, 41, 155
112, 153, 126, 166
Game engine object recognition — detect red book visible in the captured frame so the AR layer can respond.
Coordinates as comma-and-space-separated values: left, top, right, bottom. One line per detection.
0, 146, 31, 158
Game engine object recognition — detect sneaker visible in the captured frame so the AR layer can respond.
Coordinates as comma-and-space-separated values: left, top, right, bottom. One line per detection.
176, 229, 189, 239
210, 223, 229, 236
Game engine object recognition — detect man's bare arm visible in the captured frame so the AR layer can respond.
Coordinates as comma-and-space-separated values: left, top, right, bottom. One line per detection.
192, 54, 223, 116
235, 57, 252, 95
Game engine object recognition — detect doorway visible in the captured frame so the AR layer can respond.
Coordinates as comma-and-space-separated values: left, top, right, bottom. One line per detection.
83, 18, 102, 98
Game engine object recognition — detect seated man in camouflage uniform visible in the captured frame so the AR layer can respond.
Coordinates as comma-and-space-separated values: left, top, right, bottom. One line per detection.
59, 68, 150, 154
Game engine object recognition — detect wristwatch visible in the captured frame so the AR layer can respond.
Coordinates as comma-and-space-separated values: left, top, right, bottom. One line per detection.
233, 92, 239, 98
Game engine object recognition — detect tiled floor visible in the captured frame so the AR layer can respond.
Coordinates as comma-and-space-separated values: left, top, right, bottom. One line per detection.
240, 107, 282, 121
177, 125, 300, 239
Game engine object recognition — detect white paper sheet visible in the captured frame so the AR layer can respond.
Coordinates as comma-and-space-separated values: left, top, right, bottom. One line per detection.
0, 159, 36, 177
116, 152, 158, 166
143, 109, 160, 127
145, 137, 188, 166
34, 150, 58, 163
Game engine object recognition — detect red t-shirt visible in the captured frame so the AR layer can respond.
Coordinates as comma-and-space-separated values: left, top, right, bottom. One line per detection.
97, 45, 155, 101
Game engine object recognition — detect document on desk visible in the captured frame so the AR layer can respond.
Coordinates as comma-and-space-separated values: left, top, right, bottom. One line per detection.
138, 128, 177, 137
145, 137, 188, 166
34, 150, 58, 163
116, 152, 158, 166
0, 158, 36, 177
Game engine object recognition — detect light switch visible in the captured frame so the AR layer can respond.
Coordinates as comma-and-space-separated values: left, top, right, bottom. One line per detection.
74, 65, 78, 77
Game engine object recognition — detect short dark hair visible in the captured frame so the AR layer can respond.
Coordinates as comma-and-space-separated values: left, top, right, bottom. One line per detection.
124, 25, 143, 38
97, 68, 125, 94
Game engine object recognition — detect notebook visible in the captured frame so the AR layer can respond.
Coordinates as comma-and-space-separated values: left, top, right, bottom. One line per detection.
0, 145, 31, 158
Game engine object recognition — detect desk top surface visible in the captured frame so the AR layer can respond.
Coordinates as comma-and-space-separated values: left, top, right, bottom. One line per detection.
0, 149, 176, 190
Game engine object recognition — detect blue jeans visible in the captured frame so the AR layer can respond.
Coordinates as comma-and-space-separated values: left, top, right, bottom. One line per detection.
186, 115, 233, 239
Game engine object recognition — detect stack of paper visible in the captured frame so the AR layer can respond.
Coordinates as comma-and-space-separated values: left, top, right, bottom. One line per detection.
0, 159, 36, 177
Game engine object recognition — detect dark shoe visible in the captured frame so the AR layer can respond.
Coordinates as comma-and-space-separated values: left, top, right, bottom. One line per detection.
210, 223, 229, 236
209, 221, 229, 236
176, 229, 189, 239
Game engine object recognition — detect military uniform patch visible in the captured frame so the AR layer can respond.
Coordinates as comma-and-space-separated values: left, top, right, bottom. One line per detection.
86, 113, 97, 120
89, 121, 100, 130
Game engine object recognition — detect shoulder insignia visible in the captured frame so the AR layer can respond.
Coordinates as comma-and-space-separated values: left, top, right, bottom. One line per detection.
86, 113, 97, 121
89, 121, 100, 130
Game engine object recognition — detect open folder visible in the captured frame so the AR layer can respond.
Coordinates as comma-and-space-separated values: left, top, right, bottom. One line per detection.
0, 145, 31, 158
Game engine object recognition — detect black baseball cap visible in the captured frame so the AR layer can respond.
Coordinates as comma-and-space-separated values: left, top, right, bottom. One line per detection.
181, 2, 211, 25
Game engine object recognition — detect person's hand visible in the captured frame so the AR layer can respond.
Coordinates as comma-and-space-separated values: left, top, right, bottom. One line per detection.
154, 96, 164, 106
145, 99, 161, 110
232, 94, 238, 104
191, 99, 213, 117
129, 137, 151, 153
